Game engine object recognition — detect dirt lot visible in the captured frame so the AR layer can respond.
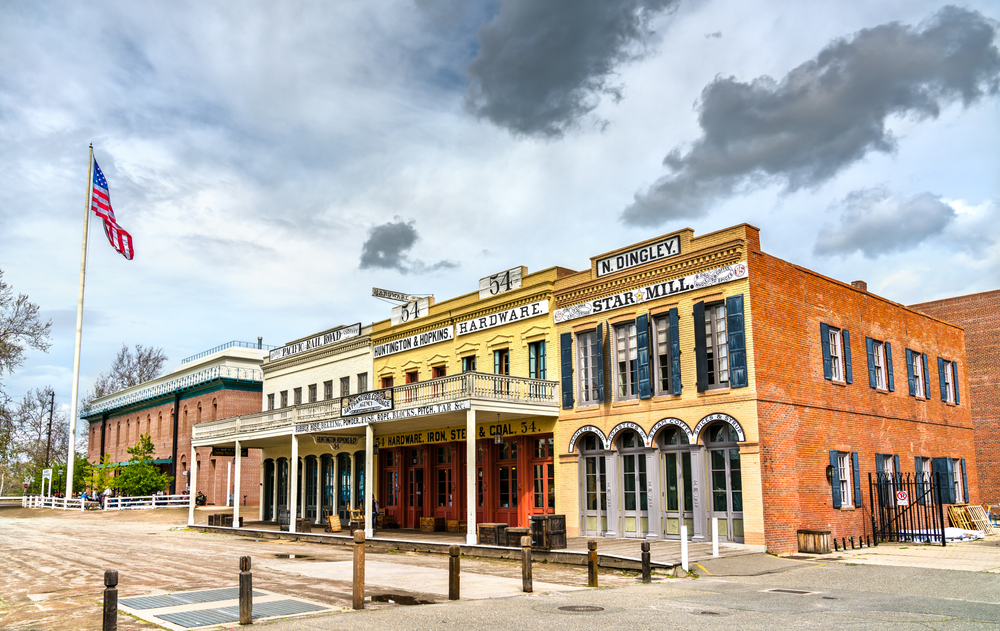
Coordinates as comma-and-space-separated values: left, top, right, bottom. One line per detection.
0, 506, 637, 630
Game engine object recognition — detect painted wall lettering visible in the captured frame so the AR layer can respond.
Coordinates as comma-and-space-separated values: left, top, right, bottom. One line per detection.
596, 236, 681, 277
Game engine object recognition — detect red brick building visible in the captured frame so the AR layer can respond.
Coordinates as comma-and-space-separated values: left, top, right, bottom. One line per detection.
910, 290, 999, 504
82, 342, 268, 505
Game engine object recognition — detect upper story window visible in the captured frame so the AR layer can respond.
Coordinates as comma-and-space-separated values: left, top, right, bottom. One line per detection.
405, 371, 419, 384
324, 380, 333, 400
704, 303, 729, 389
576, 330, 602, 406
308, 384, 317, 403
357, 373, 368, 393
653, 315, 672, 395
614, 322, 638, 400
432, 366, 447, 379
528, 341, 546, 380
381, 375, 394, 389
866, 338, 894, 391
938, 358, 959, 404
906, 349, 929, 399
820, 323, 853, 384
462, 355, 476, 372
340, 376, 350, 397
494, 349, 510, 375
267, 393, 275, 411
280, 390, 288, 408
837, 451, 852, 507
828, 328, 844, 381
293, 387, 302, 406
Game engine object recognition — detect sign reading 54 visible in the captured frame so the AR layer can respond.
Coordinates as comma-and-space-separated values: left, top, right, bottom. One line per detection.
479, 266, 523, 299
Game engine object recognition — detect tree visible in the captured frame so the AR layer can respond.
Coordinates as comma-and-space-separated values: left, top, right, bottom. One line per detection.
85, 452, 117, 494
114, 433, 172, 496
82, 344, 168, 408
0, 387, 67, 495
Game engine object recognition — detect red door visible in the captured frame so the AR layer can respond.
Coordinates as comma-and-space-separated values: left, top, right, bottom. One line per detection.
405, 447, 426, 528
494, 438, 519, 526
433, 444, 456, 520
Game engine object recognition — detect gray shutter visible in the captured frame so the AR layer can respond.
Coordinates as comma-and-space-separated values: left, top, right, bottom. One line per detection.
932, 457, 949, 504
961, 458, 968, 503
852, 451, 861, 507
539, 341, 546, 380
596, 324, 605, 404
727, 295, 747, 388
820, 323, 832, 380
866, 337, 876, 388
830, 450, 841, 509
693, 301, 708, 393
669, 308, 682, 395
915, 457, 925, 505
893, 454, 900, 481
905, 348, 915, 396
922, 353, 930, 399
843, 329, 853, 384
636, 314, 651, 399
938, 357, 947, 401
875, 454, 887, 505
945, 458, 956, 504
559, 333, 573, 409
953, 361, 960, 405
885, 343, 895, 392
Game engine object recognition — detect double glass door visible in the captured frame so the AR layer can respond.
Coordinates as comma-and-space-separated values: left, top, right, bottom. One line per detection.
582, 452, 607, 535
662, 450, 694, 537
707, 424, 743, 542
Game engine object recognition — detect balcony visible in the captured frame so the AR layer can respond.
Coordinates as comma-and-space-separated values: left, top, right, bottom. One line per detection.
193, 372, 558, 444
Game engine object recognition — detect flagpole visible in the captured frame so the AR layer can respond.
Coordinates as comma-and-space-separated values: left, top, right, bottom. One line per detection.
65, 144, 93, 498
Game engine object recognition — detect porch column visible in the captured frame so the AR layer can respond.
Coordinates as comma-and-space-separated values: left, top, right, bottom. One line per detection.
232, 440, 242, 529
187, 444, 197, 526
226, 461, 232, 507
314, 457, 322, 525
690, 445, 706, 542
350, 452, 357, 510
364, 425, 374, 538
604, 452, 618, 537
645, 451, 661, 540
289, 434, 299, 533
465, 407, 476, 545
269, 458, 278, 522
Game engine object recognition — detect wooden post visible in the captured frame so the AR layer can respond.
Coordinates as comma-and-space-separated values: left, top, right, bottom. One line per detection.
587, 540, 598, 587
520, 536, 532, 593
448, 545, 460, 600
640, 541, 651, 583
353, 530, 365, 610
239, 556, 252, 625
103, 570, 118, 631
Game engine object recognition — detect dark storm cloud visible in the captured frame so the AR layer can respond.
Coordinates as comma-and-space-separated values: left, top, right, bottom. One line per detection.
359, 219, 458, 274
815, 188, 956, 258
465, 0, 680, 138
623, 6, 1000, 226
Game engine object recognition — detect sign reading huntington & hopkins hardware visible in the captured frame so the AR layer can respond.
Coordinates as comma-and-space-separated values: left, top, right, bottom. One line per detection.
596, 235, 681, 277
457, 300, 548, 335
341, 389, 394, 417
554, 262, 748, 323
373, 325, 454, 359
269, 323, 362, 361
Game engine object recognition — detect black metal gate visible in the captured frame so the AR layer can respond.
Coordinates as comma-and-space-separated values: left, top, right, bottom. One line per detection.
869, 472, 946, 546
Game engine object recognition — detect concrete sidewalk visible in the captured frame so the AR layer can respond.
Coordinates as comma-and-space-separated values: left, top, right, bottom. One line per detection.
832, 536, 1000, 572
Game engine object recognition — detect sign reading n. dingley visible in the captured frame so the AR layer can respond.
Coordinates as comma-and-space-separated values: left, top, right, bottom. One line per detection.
457, 300, 548, 335
341, 389, 393, 417
269, 323, 362, 361
373, 325, 454, 358
554, 262, 748, 323
596, 235, 681, 277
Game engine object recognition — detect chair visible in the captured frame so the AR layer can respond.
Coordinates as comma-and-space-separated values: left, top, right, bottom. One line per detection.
323, 509, 342, 532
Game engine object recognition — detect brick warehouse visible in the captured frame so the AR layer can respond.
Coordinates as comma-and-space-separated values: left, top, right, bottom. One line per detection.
909, 290, 1000, 504
82, 342, 268, 506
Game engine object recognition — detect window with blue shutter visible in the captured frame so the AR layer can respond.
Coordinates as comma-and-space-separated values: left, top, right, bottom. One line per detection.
829, 450, 841, 509
636, 314, 651, 399
961, 458, 968, 503
866, 337, 876, 388
669, 308, 681, 395
560, 333, 573, 409
938, 357, 947, 401
693, 301, 707, 392
932, 457, 955, 504
843, 330, 853, 384
727, 294, 747, 388
820, 323, 832, 380
885, 343, 895, 391
953, 361, 960, 405
922, 353, 930, 398
906, 348, 916, 396
852, 452, 861, 508
595, 324, 605, 404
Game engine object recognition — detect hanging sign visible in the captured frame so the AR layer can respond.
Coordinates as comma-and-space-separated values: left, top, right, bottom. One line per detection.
41, 469, 52, 481
479, 267, 523, 299
373, 417, 554, 448
313, 436, 360, 449
341, 389, 394, 417
373, 287, 420, 303
391, 298, 431, 325
211, 447, 249, 457
373, 325, 454, 359
554, 262, 748, 323
596, 235, 681, 277
456, 300, 548, 335
269, 323, 362, 361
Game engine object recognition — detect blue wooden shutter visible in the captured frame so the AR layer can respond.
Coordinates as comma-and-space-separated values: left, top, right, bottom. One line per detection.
938, 357, 947, 401
893, 454, 900, 481
494, 350, 501, 374
596, 324, 605, 404
875, 454, 886, 504
829, 450, 841, 509
915, 457, 925, 505
529, 342, 537, 379
538, 341, 546, 380
905, 348, 915, 396
932, 457, 949, 504
843, 329, 853, 384
851, 451, 861, 507
866, 337, 876, 388
669, 308, 681, 395
961, 458, 968, 502
885, 343, 895, 392
953, 361, 960, 405
922, 353, 930, 398
820, 323, 832, 380
636, 314, 651, 399
693, 301, 708, 392
560, 333, 573, 409
727, 295, 747, 388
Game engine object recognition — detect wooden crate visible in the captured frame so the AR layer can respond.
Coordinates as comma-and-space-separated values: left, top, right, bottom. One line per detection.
506, 527, 530, 547
477, 523, 507, 546
446, 519, 467, 533
797, 529, 831, 554
420, 516, 445, 533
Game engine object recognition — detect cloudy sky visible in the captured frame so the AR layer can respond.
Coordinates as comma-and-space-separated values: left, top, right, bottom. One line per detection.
1, 0, 997, 430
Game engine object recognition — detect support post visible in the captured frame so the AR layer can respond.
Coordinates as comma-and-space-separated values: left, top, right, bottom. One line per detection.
680, 524, 689, 572
521, 536, 532, 593
103, 570, 118, 631
712, 517, 719, 557
448, 545, 460, 600
187, 444, 197, 526
353, 531, 365, 610
640, 541, 651, 583
227, 460, 232, 507
289, 434, 298, 533
233, 440, 242, 529
465, 406, 477, 545
364, 424, 374, 538
587, 540, 598, 587
239, 556, 252, 625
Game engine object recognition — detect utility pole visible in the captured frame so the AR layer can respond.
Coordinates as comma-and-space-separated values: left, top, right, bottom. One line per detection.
45, 391, 55, 467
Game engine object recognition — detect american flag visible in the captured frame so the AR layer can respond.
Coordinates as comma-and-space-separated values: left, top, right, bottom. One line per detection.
91, 159, 134, 260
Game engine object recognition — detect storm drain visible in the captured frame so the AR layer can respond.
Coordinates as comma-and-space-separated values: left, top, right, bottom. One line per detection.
120, 588, 265, 610
766, 589, 816, 595
157, 600, 330, 628
558, 606, 605, 613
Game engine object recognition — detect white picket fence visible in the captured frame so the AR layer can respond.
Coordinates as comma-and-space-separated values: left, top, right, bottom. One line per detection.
103, 494, 190, 510
21, 495, 87, 511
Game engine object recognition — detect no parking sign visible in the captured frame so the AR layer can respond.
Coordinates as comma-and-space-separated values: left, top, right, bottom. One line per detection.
896, 490, 909, 506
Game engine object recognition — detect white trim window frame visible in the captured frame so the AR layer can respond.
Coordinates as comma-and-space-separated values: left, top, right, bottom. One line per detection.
943, 360, 955, 403
872, 340, 887, 390
913, 353, 925, 398
613, 322, 639, 401
953, 458, 964, 503
340, 376, 350, 397
828, 327, 844, 382
705, 303, 729, 389
576, 330, 601, 406
837, 451, 852, 508
652, 315, 672, 396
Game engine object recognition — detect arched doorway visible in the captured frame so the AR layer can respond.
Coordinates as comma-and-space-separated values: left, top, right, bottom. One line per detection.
321, 454, 335, 520
577, 432, 607, 537
276, 457, 289, 516
336, 452, 352, 521
704, 422, 743, 543
657, 426, 694, 539
263, 459, 275, 521
616, 430, 649, 538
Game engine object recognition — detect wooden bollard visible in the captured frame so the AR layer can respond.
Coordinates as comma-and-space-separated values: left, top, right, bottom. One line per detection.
640, 541, 651, 583
520, 536, 532, 593
587, 540, 598, 587
448, 545, 460, 601
103, 570, 118, 631
353, 530, 365, 610
239, 556, 252, 625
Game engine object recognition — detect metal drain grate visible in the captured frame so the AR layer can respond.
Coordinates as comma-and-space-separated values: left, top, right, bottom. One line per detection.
156, 600, 329, 628
120, 588, 265, 610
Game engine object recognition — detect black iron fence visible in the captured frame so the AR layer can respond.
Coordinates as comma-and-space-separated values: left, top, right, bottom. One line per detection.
869, 472, 946, 546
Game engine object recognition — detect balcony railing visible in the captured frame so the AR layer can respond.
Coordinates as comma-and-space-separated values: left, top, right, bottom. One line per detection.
192, 372, 557, 443
181, 340, 278, 365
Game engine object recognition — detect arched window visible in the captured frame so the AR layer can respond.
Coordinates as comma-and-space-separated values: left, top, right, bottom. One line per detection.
212, 398, 218, 421
705, 421, 743, 543
578, 432, 607, 536
197, 402, 202, 424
